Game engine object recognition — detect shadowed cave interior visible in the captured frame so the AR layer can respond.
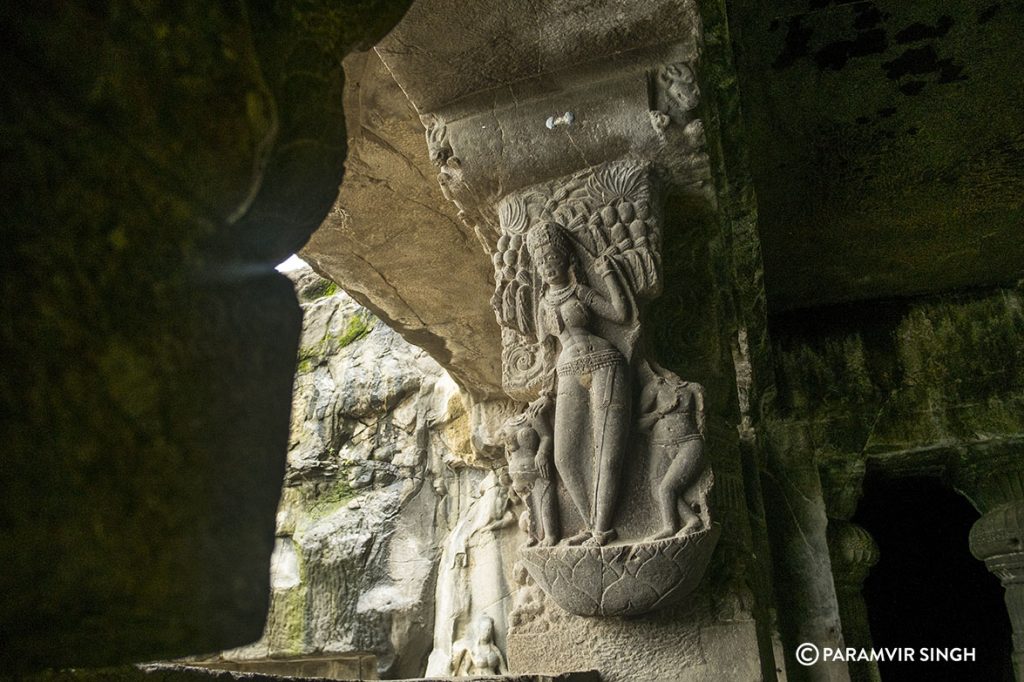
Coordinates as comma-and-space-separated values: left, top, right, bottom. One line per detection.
854, 474, 1013, 682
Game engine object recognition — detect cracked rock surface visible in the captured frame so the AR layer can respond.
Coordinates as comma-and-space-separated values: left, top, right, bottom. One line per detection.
212, 267, 471, 677
300, 51, 502, 400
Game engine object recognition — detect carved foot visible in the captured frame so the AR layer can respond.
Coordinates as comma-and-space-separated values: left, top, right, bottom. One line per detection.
563, 530, 592, 546
677, 518, 703, 537
539, 535, 558, 547
647, 527, 677, 541
584, 528, 617, 547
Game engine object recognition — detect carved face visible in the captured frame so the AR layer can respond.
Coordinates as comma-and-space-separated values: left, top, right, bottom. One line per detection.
535, 245, 569, 287
476, 615, 495, 643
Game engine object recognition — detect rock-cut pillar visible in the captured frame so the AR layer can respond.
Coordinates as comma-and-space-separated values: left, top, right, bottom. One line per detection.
827, 521, 881, 682
958, 451, 1024, 681
967, 473, 1024, 680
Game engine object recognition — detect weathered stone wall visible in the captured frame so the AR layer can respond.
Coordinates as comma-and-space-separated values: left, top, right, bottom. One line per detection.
199, 268, 520, 679
1, 2, 413, 672
769, 284, 1024, 468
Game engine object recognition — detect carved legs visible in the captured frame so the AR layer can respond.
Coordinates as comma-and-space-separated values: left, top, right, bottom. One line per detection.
554, 362, 630, 545
535, 479, 560, 546
652, 440, 706, 539
589, 363, 630, 541
554, 377, 593, 537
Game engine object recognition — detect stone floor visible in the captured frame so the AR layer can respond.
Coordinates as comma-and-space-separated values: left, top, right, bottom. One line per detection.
17, 664, 601, 682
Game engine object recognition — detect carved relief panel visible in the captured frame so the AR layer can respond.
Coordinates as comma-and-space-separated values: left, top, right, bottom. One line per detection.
491, 159, 720, 617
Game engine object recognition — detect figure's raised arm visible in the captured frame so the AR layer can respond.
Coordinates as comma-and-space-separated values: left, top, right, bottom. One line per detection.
580, 256, 629, 323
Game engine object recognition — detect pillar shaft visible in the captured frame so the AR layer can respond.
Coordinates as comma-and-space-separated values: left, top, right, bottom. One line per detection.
959, 455, 1024, 681
827, 521, 880, 682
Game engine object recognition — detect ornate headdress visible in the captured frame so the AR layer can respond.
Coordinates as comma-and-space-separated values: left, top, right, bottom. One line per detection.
526, 221, 571, 260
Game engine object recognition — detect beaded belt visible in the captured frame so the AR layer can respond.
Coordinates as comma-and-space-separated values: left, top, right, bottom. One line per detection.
651, 432, 704, 446
556, 349, 623, 377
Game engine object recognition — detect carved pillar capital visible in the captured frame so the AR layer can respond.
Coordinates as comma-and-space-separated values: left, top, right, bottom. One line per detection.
408, 34, 719, 619
952, 448, 1024, 514
960, 449, 1024, 681
827, 521, 880, 592
483, 157, 721, 618
825, 520, 881, 682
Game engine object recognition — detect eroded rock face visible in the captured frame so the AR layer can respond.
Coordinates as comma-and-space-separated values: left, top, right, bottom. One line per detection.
212, 268, 519, 679
300, 51, 502, 401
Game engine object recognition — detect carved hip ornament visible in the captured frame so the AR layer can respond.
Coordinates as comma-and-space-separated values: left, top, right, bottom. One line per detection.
493, 159, 719, 617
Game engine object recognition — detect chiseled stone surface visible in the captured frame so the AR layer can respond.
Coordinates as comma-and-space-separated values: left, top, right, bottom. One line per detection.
509, 599, 763, 682
770, 284, 1024, 465
300, 51, 502, 401
375, 0, 703, 112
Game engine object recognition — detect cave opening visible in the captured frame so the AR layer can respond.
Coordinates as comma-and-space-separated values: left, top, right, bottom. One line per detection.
852, 474, 1013, 681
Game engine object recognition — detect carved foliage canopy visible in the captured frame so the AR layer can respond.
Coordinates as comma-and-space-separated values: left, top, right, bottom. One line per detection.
492, 161, 662, 399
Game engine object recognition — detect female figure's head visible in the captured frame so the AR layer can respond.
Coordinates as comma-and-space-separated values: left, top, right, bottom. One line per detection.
476, 615, 495, 643
527, 221, 572, 288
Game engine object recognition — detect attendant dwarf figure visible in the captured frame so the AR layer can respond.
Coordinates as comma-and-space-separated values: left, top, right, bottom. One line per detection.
502, 394, 559, 546
638, 366, 712, 540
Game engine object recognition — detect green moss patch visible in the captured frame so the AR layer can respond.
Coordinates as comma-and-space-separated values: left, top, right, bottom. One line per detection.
295, 311, 375, 373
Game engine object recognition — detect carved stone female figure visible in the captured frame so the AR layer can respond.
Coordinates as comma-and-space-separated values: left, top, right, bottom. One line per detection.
527, 221, 631, 547
502, 394, 559, 546
449, 615, 507, 676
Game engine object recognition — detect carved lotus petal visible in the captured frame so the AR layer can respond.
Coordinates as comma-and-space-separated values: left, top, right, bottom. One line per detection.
519, 523, 721, 617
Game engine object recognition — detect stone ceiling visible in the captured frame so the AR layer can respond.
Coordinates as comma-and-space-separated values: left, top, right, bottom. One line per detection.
729, 0, 1024, 311
302, 0, 1024, 396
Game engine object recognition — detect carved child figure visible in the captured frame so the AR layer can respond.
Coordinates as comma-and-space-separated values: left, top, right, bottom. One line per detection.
638, 366, 712, 540
502, 394, 559, 546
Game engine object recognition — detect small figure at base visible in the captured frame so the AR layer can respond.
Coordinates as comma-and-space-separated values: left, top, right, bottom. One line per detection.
502, 394, 559, 546
449, 615, 507, 676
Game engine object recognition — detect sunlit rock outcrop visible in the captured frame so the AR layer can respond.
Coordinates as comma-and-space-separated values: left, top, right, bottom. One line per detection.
205, 268, 519, 679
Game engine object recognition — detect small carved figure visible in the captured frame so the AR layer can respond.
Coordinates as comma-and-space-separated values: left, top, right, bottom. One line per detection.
638, 365, 710, 540
657, 62, 700, 114
449, 615, 507, 676
502, 394, 559, 546
509, 561, 545, 630
528, 221, 632, 547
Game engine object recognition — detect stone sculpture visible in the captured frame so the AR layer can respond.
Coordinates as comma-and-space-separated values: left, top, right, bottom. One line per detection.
638, 364, 714, 540
425, 471, 515, 676
502, 394, 559, 546
529, 221, 631, 547
491, 159, 720, 617
449, 615, 507, 676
